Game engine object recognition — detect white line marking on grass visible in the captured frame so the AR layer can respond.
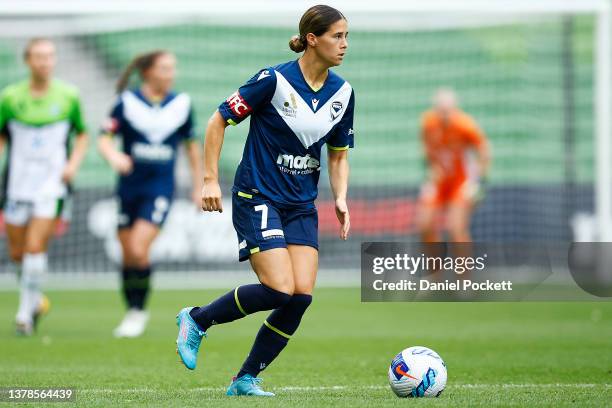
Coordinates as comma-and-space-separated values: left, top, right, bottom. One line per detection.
78, 384, 611, 393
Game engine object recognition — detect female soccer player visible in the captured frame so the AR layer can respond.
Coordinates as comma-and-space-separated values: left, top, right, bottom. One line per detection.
175, 5, 354, 397
0, 38, 89, 336
98, 50, 202, 338
418, 88, 490, 242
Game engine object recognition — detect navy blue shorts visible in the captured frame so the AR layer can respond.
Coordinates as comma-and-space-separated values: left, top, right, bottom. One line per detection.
232, 190, 318, 262
118, 194, 172, 229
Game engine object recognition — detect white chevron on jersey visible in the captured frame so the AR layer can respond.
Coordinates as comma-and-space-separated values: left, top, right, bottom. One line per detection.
122, 91, 191, 144
271, 71, 352, 149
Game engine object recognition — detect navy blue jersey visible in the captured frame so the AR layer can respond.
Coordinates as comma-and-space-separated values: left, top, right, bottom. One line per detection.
218, 60, 355, 206
103, 89, 195, 198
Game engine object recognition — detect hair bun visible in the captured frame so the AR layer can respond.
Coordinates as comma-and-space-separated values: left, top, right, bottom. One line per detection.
289, 34, 306, 53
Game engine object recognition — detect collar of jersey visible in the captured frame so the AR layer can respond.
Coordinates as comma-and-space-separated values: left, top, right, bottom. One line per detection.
293, 59, 330, 94
281, 60, 345, 114
132, 88, 176, 108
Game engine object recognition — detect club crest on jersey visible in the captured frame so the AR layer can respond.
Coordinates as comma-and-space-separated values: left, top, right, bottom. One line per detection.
226, 91, 251, 118
330, 100, 343, 120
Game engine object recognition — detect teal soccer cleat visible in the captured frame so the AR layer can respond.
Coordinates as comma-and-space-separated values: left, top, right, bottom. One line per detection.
175, 307, 205, 370
226, 374, 275, 397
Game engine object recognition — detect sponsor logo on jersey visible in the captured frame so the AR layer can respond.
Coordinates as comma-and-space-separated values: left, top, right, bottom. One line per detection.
276, 153, 320, 175
311, 98, 320, 111
257, 70, 270, 81
49, 103, 61, 117
226, 91, 252, 118
132, 142, 173, 161
281, 100, 297, 118
330, 100, 343, 120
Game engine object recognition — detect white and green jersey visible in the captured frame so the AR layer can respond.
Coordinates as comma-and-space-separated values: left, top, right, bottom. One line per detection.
0, 79, 86, 203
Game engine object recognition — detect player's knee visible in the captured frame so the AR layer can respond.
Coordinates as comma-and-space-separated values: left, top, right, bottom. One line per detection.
417, 210, 435, 231
261, 283, 293, 307
8, 248, 23, 263
290, 293, 313, 313
24, 241, 46, 254
447, 220, 468, 241
261, 270, 295, 295
448, 226, 470, 242
127, 240, 149, 267
293, 277, 316, 295
419, 222, 437, 241
273, 278, 295, 297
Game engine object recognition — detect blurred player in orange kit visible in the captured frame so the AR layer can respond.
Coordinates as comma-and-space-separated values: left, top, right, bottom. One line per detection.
418, 88, 490, 243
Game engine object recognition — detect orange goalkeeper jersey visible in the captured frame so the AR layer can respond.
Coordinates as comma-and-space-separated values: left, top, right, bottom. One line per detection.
421, 109, 485, 183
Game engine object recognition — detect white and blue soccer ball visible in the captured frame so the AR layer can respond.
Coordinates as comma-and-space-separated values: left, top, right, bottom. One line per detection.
388, 346, 447, 398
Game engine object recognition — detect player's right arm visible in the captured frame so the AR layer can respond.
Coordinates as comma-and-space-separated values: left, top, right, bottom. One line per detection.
420, 113, 444, 183
97, 99, 133, 175
98, 135, 132, 175
202, 68, 276, 213
201, 110, 227, 213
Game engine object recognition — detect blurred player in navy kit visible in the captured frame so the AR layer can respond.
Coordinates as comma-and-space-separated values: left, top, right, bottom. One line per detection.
98, 50, 202, 338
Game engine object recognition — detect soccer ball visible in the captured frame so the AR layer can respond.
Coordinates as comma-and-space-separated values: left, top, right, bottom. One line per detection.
388, 346, 447, 398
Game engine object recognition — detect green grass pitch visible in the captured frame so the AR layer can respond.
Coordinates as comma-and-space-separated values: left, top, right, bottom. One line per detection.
0, 288, 610, 407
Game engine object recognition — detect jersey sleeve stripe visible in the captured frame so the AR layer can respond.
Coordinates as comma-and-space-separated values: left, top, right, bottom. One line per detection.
327, 144, 349, 151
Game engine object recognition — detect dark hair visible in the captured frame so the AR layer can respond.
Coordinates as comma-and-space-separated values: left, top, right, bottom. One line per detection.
289, 5, 346, 53
23, 37, 54, 60
116, 50, 169, 93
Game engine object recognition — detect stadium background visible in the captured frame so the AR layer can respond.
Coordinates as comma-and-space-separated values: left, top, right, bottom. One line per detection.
0, 11, 600, 274
0, 3, 610, 407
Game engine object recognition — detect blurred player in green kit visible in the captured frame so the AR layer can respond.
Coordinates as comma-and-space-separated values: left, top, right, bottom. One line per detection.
0, 38, 89, 335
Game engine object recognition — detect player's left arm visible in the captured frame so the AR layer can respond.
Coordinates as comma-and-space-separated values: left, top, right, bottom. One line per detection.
63, 92, 89, 183
327, 89, 355, 241
476, 138, 491, 179
185, 140, 202, 208
328, 149, 350, 241
464, 116, 491, 178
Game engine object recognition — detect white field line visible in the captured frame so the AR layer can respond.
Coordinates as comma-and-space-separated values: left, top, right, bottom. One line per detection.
77, 384, 612, 393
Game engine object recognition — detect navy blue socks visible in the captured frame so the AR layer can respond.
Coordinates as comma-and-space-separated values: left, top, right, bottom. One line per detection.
121, 266, 152, 310
237, 294, 312, 378
189, 284, 291, 332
